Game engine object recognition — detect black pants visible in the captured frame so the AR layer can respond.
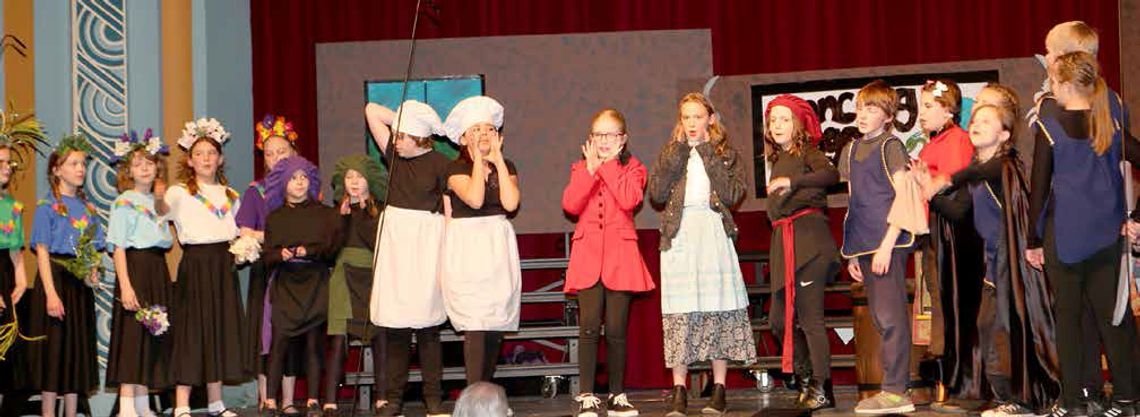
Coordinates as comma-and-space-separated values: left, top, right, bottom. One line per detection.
977, 284, 1014, 400
267, 325, 326, 401
859, 252, 912, 394
464, 331, 504, 384
577, 282, 631, 394
384, 326, 443, 409
1045, 229, 1140, 406
325, 330, 386, 404
770, 255, 835, 381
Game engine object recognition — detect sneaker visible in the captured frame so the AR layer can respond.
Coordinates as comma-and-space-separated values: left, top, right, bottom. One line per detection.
607, 393, 638, 416
1095, 400, 1136, 417
854, 391, 916, 414
983, 402, 1035, 417
575, 393, 605, 417
701, 383, 727, 415
665, 385, 688, 417
1047, 403, 1090, 417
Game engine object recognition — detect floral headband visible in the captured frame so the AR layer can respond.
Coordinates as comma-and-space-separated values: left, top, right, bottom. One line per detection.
53, 133, 93, 158
112, 128, 169, 163
255, 114, 299, 150
177, 117, 230, 150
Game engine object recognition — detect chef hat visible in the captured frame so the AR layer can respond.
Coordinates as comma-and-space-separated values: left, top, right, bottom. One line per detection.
392, 100, 444, 138
443, 96, 504, 144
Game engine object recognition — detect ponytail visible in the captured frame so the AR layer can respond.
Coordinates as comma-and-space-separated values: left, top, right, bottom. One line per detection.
1090, 78, 1113, 155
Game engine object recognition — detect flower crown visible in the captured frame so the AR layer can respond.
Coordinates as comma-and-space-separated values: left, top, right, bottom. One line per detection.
112, 128, 169, 163
255, 115, 298, 150
927, 80, 950, 98
177, 117, 230, 150
53, 133, 93, 158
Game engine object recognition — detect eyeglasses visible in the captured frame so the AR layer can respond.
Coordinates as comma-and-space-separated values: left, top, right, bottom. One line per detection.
590, 132, 626, 141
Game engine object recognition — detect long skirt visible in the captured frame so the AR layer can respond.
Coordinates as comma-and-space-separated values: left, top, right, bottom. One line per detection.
24, 256, 98, 394
170, 242, 246, 385
106, 248, 175, 388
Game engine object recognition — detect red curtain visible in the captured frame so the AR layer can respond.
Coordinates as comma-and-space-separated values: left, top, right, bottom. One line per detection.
250, 0, 1121, 389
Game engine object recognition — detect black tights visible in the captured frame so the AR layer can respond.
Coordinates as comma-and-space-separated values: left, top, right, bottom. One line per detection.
324, 330, 386, 405
268, 325, 326, 402
463, 331, 504, 384
577, 282, 631, 394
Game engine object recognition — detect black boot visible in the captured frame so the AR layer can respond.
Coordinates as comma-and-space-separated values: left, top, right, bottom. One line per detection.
666, 385, 688, 417
1082, 388, 1107, 416
797, 379, 834, 411
702, 383, 727, 415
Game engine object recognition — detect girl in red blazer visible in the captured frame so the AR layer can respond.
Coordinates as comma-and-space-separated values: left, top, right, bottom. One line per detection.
561, 108, 655, 417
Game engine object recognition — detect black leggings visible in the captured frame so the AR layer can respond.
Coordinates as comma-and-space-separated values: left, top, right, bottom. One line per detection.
267, 326, 326, 402
577, 282, 631, 394
464, 331, 504, 384
325, 330, 386, 404
1045, 226, 1140, 406
384, 326, 443, 409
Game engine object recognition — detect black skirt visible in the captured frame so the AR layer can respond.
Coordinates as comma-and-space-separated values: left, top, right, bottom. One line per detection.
242, 258, 268, 374
271, 262, 329, 337
170, 242, 247, 385
23, 255, 98, 395
106, 248, 174, 388
0, 252, 24, 393
345, 264, 380, 339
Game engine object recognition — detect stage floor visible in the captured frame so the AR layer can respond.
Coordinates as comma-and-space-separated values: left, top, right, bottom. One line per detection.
236, 386, 992, 416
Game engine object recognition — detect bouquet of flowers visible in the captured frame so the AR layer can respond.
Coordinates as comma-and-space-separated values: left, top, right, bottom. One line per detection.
229, 234, 262, 264
56, 224, 104, 287
134, 305, 170, 336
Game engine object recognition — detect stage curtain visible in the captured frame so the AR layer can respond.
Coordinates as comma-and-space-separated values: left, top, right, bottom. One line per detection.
250, 0, 1120, 389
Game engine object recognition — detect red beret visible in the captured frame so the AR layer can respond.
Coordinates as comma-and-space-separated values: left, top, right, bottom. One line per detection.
765, 94, 823, 146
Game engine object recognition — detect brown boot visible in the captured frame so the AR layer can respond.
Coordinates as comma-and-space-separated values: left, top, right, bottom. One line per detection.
701, 383, 726, 415
666, 385, 688, 417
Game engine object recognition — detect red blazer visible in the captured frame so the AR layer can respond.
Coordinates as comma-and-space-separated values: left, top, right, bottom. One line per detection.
561, 157, 656, 294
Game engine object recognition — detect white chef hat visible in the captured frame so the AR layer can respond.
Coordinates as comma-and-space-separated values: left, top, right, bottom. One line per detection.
443, 96, 504, 144
392, 100, 444, 138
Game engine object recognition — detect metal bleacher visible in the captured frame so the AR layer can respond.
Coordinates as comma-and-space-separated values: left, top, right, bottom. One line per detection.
343, 233, 583, 405
341, 237, 858, 404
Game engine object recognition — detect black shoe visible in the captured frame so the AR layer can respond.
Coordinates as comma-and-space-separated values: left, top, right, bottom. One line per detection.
425, 398, 449, 417
702, 383, 727, 415
607, 393, 638, 416
1095, 400, 1136, 417
575, 393, 605, 417
1083, 389, 1107, 416
1048, 403, 1090, 417
797, 379, 834, 411
374, 402, 404, 417
209, 408, 242, 417
666, 385, 688, 417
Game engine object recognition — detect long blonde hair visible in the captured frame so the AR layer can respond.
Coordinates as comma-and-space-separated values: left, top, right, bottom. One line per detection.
672, 93, 730, 156
1051, 51, 1114, 155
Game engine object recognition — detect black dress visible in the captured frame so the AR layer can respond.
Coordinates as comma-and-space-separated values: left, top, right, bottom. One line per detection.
264, 200, 341, 336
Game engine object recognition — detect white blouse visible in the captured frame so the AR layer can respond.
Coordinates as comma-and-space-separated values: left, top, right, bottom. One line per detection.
164, 183, 241, 245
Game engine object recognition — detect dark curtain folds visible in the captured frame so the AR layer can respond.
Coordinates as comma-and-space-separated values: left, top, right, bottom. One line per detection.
250, 0, 1120, 388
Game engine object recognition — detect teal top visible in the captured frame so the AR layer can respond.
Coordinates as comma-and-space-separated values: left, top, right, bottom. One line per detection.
106, 190, 173, 250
